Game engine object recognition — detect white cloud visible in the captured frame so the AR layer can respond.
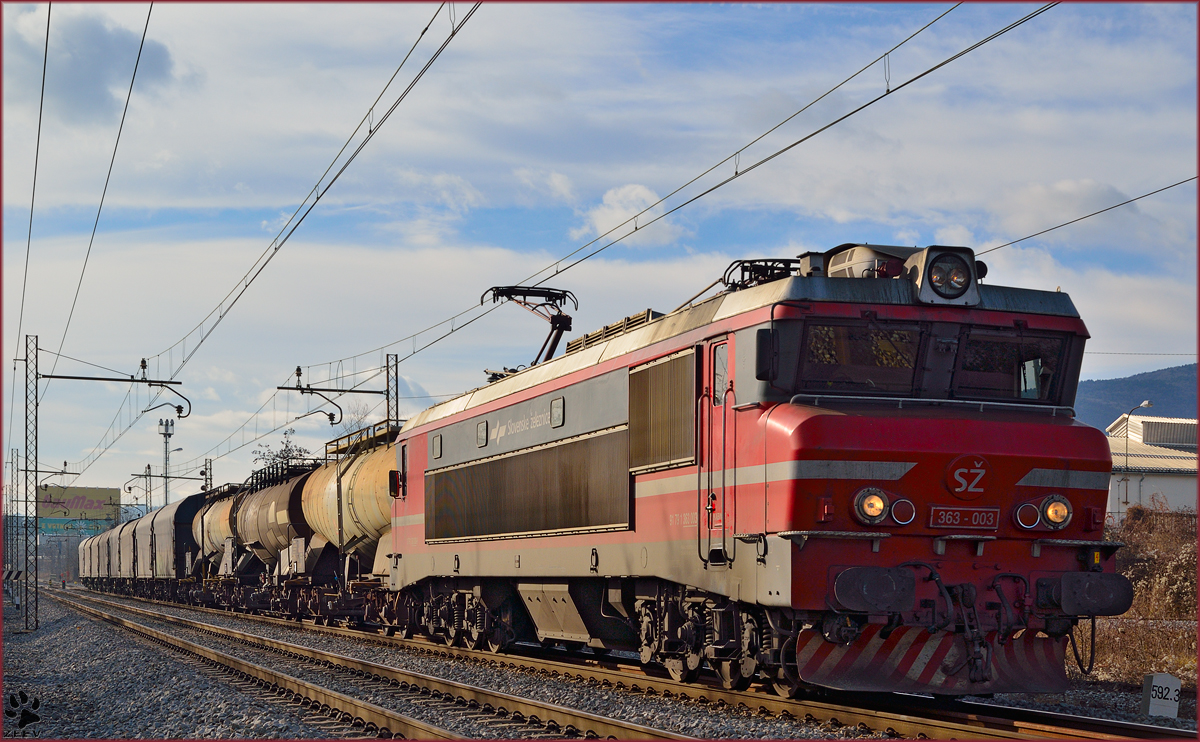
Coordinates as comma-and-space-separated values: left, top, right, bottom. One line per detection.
389, 167, 484, 213
994, 180, 1141, 244
514, 167, 576, 203
569, 184, 687, 247
934, 225, 975, 247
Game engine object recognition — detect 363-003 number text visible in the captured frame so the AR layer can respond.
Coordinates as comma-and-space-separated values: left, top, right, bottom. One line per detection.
929, 505, 999, 529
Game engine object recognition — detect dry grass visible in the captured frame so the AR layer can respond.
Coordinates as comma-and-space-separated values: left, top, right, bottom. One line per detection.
1065, 500, 1198, 690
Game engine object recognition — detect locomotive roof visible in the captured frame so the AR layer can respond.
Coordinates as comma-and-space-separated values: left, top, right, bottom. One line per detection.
400, 275, 1081, 435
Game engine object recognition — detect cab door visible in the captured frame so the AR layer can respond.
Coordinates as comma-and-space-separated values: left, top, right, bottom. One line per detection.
698, 335, 735, 565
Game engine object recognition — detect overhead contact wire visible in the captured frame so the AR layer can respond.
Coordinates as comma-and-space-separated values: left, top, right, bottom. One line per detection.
149, 2, 474, 384
538, 3, 1060, 281
65, 4, 479, 481
8, 3, 52, 462
976, 176, 1197, 256
307, 3, 1056, 379
300, 3, 964, 378
42, 3, 153, 403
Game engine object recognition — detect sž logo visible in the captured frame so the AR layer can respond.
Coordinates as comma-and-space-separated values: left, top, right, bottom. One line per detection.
945, 454, 989, 501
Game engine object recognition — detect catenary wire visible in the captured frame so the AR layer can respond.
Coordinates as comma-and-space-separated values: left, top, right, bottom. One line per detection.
41, 3, 153, 403
298, 2, 966, 383
976, 176, 1197, 256
530, 4, 1059, 283
175, 5, 1048, 472
63, 5, 477, 481
142, 2, 473, 384
37, 350, 136, 377
7, 3, 52, 468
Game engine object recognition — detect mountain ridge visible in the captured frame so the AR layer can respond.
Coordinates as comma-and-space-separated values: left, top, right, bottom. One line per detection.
1074, 363, 1197, 431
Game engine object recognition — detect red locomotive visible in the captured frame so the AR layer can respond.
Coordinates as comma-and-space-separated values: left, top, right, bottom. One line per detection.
81, 242, 1132, 697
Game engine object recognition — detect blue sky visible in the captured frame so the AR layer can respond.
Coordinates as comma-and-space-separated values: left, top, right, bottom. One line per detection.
3, 3, 1196, 499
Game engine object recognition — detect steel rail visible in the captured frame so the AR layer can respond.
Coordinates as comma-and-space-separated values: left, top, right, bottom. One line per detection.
57, 590, 694, 741
59, 594, 460, 740
71, 588, 1187, 740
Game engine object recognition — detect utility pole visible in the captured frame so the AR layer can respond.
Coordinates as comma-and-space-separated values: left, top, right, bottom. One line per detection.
159, 419, 174, 507
17, 349, 187, 630
23, 335, 38, 631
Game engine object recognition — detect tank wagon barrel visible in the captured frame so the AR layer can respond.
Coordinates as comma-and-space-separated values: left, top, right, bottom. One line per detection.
80, 242, 1133, 697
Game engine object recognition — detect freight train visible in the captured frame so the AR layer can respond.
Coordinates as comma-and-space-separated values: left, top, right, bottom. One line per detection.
79, 242, 1134, 696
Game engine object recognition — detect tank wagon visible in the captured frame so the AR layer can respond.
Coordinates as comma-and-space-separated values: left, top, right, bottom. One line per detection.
81, 242, 1133, 697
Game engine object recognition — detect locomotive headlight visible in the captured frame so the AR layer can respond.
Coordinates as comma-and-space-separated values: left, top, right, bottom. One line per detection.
854, 488, 889, 525
1041, 494, 1072, 529
927, 254, 971, 299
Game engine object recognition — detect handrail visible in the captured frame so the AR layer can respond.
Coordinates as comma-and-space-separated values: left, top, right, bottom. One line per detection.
324, 420, 400, 460
789, 393, 1075, 416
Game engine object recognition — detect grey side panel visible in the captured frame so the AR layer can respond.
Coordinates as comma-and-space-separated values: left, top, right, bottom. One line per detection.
431, 370, 628, 469
977, 285, 1080, 317
1017, 468, 1109, 491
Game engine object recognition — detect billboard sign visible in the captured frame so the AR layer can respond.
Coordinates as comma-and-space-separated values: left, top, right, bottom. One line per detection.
36, 486, 120, 536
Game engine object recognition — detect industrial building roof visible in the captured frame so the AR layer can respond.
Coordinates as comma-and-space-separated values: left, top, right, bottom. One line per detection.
1106, 414, 1197, 451
1108, 437, 1198, 474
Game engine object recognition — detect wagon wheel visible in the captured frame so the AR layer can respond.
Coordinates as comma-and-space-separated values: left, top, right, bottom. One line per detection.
485, 627, 510, 654
465, 625, 487, 650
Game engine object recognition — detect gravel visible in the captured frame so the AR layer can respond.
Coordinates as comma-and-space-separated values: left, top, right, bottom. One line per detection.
33, 589, 888, 739
11, 587, 1194, 739
2, 594, 353, 739
963, 683, 1197, 733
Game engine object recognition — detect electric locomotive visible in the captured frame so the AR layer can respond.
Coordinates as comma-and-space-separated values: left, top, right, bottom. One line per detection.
80, 242, 1133, 697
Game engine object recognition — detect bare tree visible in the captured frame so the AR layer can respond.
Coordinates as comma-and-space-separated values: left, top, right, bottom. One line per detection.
336, 399, 374, 438
252, 428, 313, 466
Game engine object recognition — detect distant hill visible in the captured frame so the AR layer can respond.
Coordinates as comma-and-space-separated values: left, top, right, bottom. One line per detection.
1073, 363, 1197, 431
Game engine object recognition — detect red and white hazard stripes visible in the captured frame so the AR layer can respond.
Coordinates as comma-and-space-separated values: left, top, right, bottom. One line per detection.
794, 624, 1068, 694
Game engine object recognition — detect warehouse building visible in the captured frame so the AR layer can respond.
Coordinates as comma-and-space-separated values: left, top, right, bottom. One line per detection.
1106, 414, 1197, 520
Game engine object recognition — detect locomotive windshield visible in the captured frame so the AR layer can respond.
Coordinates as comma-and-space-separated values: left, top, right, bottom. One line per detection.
955, 330, 1065, 401
789, 319, 1074, 405
799, 322, 920, 394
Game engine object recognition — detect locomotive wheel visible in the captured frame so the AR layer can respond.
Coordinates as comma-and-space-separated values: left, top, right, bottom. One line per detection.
716, 659, 752, 691
770, 635, 803, 698
771, 677, 803, 698
664, 658, 700, 684
739, 611, 762, 681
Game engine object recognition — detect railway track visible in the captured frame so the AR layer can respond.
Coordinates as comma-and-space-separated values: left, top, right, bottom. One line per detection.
62, 588, 1187, 740
52, 589, 694, 740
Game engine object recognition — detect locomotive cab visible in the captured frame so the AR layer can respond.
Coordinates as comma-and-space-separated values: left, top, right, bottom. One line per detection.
732, 243, 1132, 694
